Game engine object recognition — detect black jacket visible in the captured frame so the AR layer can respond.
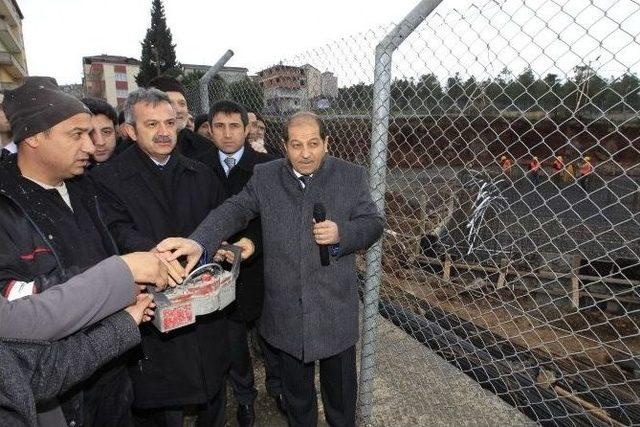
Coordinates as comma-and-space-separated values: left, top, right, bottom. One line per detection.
0, 148, 11, 163
176, 128, 212, 160
0, 158, 123, 425
197, 144, 275, 321
0, 158, 118, 296
90, 145, 230, 408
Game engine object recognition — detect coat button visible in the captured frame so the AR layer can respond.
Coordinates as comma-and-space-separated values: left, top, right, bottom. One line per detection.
48, 234, 54, 240
69, 421, 76, 427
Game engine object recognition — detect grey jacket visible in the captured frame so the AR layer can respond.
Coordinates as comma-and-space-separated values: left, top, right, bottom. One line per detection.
0, 256, 138, 426
192, 156, 383, 361
0, 311, 140, 427
0, 256, 136, 340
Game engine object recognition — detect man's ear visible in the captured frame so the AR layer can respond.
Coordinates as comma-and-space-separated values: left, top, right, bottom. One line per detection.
124, 123, 137, 142
22, 133, 42, 149
323, 136, 330, 152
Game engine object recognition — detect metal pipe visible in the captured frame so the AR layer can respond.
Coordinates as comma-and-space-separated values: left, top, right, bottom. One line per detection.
198, 49, 234, 114
358, 0, 444, 424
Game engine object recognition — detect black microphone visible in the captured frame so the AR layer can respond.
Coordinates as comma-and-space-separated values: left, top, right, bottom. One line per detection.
313, 203, 330, 266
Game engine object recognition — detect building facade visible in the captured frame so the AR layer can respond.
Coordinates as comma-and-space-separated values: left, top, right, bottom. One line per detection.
82, 55, 140, 109
257, 64, 338, 113
0, 0, 27, 92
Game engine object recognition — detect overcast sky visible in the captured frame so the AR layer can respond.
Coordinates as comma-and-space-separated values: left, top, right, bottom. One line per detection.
19, 0, 420, 85
18, 0, 640, 87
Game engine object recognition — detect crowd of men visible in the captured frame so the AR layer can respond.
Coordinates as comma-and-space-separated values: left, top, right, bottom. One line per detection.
0, 75, 383, 427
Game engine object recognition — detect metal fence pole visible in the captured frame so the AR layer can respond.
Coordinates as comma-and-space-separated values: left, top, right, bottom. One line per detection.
358, 0, 444, 424
198, 49, 234, 114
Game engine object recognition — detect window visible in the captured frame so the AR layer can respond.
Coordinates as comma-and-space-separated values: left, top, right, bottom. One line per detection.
116, 89, 128, 99
114, 72, 127, 81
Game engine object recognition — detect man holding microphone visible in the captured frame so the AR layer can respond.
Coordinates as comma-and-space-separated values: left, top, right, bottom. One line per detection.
158, 111, 383, 427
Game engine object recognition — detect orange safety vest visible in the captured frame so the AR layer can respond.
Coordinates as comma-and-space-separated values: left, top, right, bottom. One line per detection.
529, 161, 540, 172
580, 161, 593, 176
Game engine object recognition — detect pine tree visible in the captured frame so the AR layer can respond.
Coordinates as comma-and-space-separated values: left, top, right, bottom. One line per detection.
136, 0, 180, 86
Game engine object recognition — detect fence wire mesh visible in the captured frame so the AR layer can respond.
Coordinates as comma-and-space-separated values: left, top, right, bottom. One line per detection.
184, 0, 640, 424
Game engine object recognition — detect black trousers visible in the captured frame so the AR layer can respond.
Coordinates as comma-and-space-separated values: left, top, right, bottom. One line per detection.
278, 346, 357, 427
227, 318, 258, 405
228, 318, 283, 404
258, 331, 283, 397
82, 365, 133, 427
132, 383, 226, 427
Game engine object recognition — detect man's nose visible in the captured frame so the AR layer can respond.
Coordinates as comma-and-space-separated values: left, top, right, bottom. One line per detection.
158, 122, 170, 135
82, 134, 96, 154
93, 133, 105, 147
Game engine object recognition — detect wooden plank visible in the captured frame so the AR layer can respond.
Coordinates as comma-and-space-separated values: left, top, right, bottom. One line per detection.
415, 254, 640, 286
497, 258, 508, 289
570, 255, 582, 309
443, 255, 452, 282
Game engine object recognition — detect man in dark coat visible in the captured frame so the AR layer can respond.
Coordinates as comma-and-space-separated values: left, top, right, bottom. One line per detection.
159, 112, 384, 427
91, 87, 248, 427
196, 100, 280, 427
0, 76, 136, 427
148, 76, 212, 160
82, 97, 128, 168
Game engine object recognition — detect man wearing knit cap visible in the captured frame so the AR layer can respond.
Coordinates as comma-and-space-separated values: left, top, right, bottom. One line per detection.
0, 76, 135, 426
148, 75, 212, 159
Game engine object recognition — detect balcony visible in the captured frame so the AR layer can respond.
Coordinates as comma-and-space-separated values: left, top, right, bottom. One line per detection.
0, 50, 26, 79
0, 1, 22, 28
0, 19, 21, 53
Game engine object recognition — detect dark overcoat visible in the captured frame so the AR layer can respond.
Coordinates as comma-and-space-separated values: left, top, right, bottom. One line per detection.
191, 156, 384, 362
196, 144, 275, 322
90, 145, 229, 408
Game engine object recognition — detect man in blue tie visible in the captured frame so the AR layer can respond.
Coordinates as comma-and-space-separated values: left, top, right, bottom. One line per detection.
196, 100, 279, 427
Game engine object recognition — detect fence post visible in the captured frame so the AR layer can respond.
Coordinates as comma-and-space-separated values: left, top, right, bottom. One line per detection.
358, 0, 444, 424
198, 49, 234, 114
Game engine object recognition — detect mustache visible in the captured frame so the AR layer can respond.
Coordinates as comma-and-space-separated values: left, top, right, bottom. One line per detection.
153, 135, 173, 144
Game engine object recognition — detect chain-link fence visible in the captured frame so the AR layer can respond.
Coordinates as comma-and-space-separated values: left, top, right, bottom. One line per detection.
184, 0, 640, 424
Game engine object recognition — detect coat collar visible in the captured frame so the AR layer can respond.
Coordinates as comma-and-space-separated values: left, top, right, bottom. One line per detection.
116, 145, 196, 215
281, 155, 335, 194
118, 144, 197, 180
211, 143, 261, 181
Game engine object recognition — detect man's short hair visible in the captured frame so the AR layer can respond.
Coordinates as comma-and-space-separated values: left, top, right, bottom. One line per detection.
284, 111, 327, 142
123, 88, 171, 125
148, 75, 186, 97
118, 110, 125, 125
209, 100, 249, 127
81, 97, 117, 127
194, 113, 209, 132
249, 110, 265, 124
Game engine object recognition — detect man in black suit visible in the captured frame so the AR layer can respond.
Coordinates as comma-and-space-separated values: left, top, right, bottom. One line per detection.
148, 76, 212, 160
91, 88, 241, 427
197, 100, 282, 427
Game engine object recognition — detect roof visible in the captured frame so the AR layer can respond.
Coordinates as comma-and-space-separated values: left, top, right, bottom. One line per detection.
257, 64, 303, 76
83, 55, 141, 66
10, 0, 22, 19
182, 63, 248, 73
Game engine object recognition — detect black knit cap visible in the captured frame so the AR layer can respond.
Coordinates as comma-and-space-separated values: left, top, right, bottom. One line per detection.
3, 76, 91, 143
148, 75, 185, 96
